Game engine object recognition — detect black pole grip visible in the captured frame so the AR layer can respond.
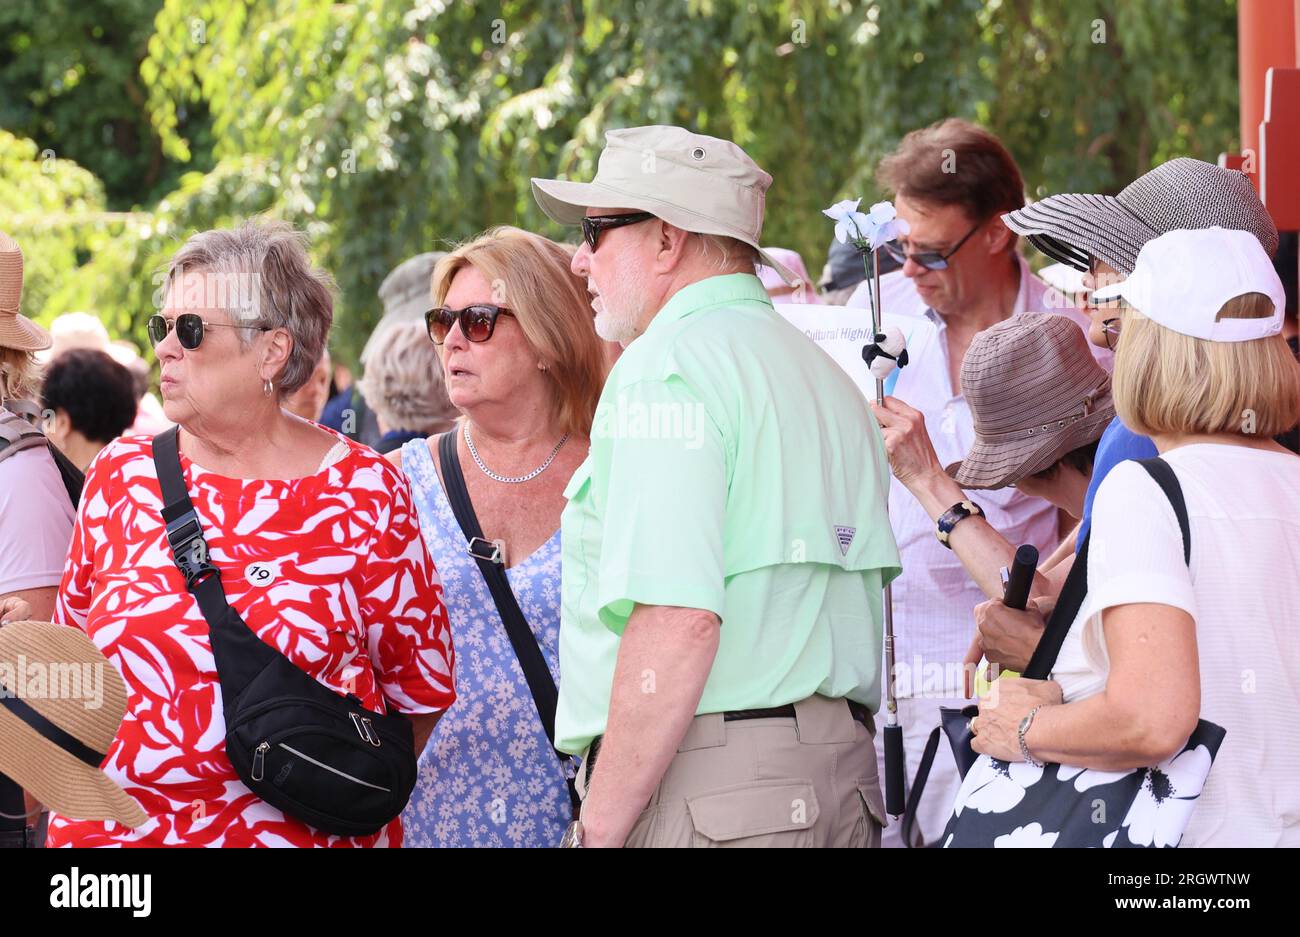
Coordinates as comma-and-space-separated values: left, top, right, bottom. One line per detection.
1001, 544, 1039, 611
883, 723, 906, 816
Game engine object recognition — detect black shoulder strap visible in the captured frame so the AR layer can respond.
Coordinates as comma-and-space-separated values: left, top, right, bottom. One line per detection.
151, 428, 230, 626
1135, 457, 1192, 564
436, 431, 563, 752
47, 442, 84, 508
1025, 455, 1190, 679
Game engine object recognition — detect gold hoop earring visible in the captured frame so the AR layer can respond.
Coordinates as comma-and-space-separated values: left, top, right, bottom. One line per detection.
263, 378, 274, 397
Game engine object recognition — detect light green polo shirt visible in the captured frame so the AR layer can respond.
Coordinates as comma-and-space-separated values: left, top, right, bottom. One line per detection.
555, 273, 901, 756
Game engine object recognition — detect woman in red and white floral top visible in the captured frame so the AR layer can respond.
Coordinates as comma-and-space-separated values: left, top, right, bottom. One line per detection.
47, 221, 455, 847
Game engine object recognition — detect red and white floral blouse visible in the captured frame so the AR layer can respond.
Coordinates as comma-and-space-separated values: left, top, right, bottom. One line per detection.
47, 431, 456, 847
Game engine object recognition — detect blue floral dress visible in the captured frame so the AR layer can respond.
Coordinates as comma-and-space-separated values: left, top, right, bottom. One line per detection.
398, 437, 572, 847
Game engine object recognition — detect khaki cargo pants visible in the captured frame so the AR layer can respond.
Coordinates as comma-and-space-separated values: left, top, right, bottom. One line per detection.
576, 694, 888, 847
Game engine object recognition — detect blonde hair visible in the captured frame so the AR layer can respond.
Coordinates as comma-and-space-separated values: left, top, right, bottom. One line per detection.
1113, 293, 1300, 438
432, 226, 605, 437
0, 346, 41, 403
359, 319, 458, 435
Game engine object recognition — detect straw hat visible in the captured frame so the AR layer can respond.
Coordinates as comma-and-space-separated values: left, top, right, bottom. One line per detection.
0, 231, 52, 352
945, 313, 1115, 490
0, 620, 147, 828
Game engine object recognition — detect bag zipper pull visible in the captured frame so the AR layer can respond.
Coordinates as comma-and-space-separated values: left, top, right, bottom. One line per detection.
252, 741, 270, 781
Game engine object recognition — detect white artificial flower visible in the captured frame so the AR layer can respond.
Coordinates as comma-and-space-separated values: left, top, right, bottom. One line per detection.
822, 198, 873, 246
1119, 744, 1214, 848
994, 822, 1059, 848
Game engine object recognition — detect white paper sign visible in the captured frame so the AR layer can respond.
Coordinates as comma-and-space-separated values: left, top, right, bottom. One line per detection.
773, 302, 939, 400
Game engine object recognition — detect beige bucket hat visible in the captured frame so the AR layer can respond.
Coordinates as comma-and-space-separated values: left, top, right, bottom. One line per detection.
0, 231, 52, 352
945, 313, 1115, 490
0, 620, 147, 828
531, 125, 800, 286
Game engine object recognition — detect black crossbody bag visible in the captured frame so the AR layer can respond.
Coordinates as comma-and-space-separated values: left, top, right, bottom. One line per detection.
436, 431, 579, 814
152, 427, 417, 837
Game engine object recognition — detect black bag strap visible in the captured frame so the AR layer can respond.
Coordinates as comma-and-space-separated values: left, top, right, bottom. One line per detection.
901, 726, 942, 848
1025, 456, 1190, 680
151, 427, 234, 638
436, 431, 566, 757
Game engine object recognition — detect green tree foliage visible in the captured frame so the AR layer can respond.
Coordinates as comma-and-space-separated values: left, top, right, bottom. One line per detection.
1, 0, 1241, 367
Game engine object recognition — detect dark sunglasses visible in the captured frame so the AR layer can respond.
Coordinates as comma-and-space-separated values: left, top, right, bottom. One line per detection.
580, 212, 655, 252
147, 314, 271, 350
425, 304, 515, 345
883, 222, 982, 271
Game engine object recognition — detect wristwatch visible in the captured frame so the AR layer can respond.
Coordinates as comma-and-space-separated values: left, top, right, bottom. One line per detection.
1018, 706, 1044, 767
936, 500, 984, 548
558, 820, 584, 848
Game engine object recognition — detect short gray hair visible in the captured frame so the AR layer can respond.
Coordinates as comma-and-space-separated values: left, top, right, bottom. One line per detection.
693, 233, 760, 272
358, 319, 459, 434
163, 219, 333, 395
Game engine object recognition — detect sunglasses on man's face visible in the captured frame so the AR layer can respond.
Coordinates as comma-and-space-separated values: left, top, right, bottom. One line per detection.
425, 304, 515, 345
580, 212, 655, 252
147, 314, 271, 350
882, 222, 982, 271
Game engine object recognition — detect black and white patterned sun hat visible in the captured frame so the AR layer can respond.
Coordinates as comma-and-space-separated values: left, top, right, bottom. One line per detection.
1003, 158, 1279, 275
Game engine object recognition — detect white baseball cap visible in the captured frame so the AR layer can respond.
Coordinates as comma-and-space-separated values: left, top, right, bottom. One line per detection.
1092, 226, 1286, 342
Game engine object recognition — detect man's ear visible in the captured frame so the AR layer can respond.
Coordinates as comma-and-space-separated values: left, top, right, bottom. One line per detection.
51, 408, 72, 441
652, 221, 695, 273
984, 217, 1017, 256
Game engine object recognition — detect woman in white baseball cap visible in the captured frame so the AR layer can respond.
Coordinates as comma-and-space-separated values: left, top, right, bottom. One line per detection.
967, 226, 1300, 847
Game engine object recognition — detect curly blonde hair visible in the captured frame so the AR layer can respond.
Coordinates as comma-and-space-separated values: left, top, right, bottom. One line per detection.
0, 346, 41, 403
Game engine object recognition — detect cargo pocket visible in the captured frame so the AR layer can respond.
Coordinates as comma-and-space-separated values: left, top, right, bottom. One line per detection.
849, 781, 889, 848
686, 779, 820, 848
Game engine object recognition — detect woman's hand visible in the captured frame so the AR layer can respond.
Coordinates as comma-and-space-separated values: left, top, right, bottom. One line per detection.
970, 677, 1063, 762
0, 596, 33, 625
972, 595, 1052, 673
868, 397, 947, 489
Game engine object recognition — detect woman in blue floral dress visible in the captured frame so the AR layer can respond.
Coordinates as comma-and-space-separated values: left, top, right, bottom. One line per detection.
389, 227, 608, 847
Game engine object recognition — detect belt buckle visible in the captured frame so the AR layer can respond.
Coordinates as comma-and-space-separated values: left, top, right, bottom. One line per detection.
467, 536, 505, 565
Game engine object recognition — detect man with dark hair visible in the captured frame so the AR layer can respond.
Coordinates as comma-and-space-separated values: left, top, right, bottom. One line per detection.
855, 118, 1105, 847
41, 348, 138, 471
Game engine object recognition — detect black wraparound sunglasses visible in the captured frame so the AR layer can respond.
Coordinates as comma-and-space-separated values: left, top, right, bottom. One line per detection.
147, 314, 271, 350
580, 212, 655, 251
882, 222, 982, 271
425, 304, 515, 345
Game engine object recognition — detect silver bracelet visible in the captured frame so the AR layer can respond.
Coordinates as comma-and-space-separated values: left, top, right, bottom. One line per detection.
1018, 706, 1044, 767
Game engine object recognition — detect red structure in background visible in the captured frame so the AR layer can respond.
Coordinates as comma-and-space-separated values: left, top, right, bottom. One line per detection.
1230, 0, 1300, 238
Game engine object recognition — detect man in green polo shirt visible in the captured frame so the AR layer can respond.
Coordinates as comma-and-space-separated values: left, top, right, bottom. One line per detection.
532, 125, 900, 848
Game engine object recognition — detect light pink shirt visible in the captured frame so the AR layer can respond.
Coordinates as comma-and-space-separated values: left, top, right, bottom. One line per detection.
0, 445, 75, 595
849, 256, 1111, 697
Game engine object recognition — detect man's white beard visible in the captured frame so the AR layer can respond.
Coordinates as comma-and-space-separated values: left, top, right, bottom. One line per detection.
593, 300, 639, 344
591, 265, 651, 344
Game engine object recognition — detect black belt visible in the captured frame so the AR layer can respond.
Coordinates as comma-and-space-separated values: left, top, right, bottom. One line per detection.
582, 699, 873, 789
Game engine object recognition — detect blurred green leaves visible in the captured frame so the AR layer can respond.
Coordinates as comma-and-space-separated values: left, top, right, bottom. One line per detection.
1, 0, 1240, 368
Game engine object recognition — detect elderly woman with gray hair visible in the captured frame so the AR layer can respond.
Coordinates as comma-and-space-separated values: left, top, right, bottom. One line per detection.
360, 318, 459, 454
47, 219, 456, 847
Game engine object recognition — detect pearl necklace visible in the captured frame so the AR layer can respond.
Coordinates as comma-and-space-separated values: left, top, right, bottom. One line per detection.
463, 423, 569, 484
